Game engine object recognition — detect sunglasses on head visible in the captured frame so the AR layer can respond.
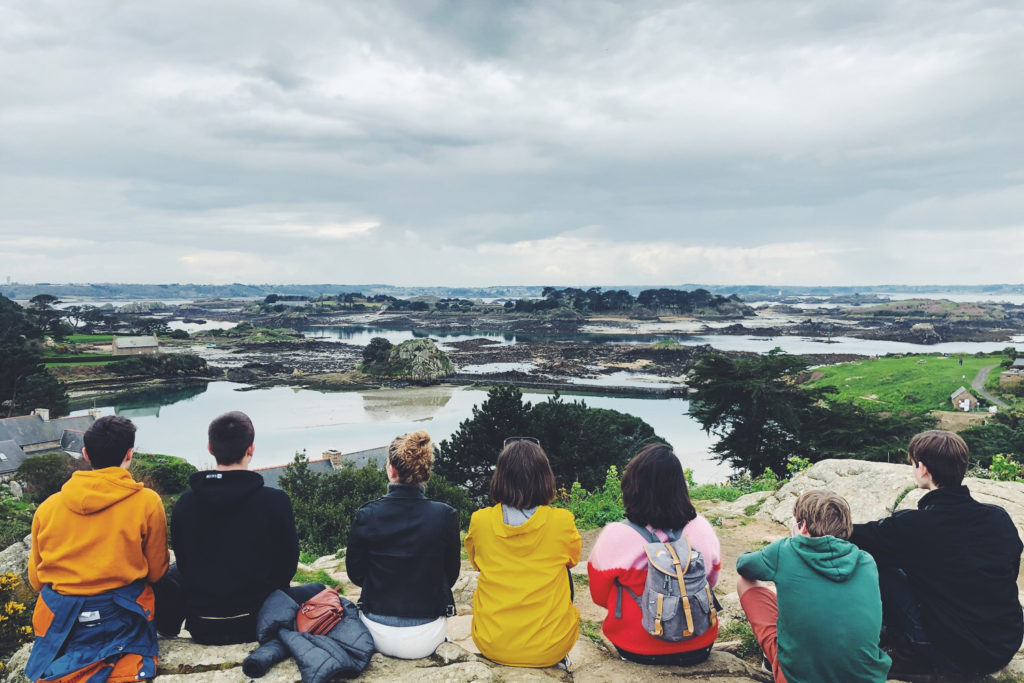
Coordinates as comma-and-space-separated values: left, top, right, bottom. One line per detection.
503, 436, 540, 447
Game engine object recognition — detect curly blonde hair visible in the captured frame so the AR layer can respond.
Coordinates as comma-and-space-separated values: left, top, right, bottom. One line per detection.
388, 430, 434, 485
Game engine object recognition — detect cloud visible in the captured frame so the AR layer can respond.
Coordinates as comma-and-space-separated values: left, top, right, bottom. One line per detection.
1, 0, 1022, 285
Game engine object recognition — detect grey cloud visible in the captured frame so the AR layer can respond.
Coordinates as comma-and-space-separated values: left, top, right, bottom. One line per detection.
1, 0, 1022, 284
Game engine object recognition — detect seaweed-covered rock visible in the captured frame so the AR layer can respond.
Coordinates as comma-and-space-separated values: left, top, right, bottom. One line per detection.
384, 339, 454, 380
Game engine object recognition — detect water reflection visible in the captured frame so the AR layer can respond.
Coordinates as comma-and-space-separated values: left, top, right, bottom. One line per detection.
70, 381, 730, 482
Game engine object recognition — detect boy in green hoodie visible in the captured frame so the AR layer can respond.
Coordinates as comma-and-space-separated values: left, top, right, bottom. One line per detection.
736, 490, 891, 683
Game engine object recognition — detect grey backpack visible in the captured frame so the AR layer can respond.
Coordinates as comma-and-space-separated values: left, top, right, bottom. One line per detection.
615, 521, 719, 642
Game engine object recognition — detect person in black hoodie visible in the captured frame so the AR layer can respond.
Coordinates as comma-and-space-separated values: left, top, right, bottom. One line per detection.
155, 411, 321, 644
851, 430, 1023, 677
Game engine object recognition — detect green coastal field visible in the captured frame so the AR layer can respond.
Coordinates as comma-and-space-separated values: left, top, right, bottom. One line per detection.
808, 353, 1003, 413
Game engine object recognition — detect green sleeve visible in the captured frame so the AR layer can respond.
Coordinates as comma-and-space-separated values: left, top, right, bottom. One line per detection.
736, 539, 783, 581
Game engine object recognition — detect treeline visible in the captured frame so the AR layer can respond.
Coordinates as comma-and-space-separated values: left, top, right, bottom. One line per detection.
504, 287, 753, 316
0, 295, 69, 417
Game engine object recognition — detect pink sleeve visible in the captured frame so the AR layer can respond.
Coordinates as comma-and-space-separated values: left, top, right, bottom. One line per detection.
683, 516, 722, 587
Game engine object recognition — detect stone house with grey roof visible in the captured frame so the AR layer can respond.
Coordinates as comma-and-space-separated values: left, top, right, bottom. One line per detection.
112, 335, 160, 356
254, 446, 388, 490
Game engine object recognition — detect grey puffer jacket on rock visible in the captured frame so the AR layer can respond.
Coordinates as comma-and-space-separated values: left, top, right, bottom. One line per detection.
242, 589, 375, 682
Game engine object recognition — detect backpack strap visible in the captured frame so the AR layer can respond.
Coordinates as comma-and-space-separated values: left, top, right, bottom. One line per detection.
623, 520, 659, 543
613, 578, 643, 618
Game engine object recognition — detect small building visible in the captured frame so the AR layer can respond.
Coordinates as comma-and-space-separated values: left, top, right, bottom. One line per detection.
112, 335, 160, 356
0, 410, 96, 474
950, 386, 979, 412
254, 457, 337, 490
255, 446, 389, 490
1012, 358, 1024, 370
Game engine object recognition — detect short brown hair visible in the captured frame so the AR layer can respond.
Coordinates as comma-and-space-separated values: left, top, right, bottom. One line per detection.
208, 411, 255, 465
622, 443, 696, 530
907, 430, 969, 488
388, 430, 433, 485
489, 440, 556, 509
793, 490, 853, 539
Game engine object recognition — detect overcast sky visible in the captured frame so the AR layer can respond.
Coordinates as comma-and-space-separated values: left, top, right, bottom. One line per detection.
1, 1, 1022, 287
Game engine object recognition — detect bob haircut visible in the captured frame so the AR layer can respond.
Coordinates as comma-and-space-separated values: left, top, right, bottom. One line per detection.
622, 443, 696, 531
489, 440, 556, 509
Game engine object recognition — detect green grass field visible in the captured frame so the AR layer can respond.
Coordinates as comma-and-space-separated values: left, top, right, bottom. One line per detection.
62, 334, 114, 343
808, 354, 1002, 413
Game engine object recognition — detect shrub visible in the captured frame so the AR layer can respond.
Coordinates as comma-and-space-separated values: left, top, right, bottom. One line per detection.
16, 452, 82, 504
0, 572, 33, 661
0, 493, 35, 548
990, 454, 1021, 482
130, 453, 197, 494
425, 474, 474, 530
686, 468, 781, 502
553, 466, 624, 530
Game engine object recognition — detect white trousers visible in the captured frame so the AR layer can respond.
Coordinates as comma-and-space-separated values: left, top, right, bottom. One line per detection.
358, 613, 447, 660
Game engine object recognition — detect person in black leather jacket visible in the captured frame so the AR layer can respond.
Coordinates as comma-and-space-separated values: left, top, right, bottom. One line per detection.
345, 430, 460, 659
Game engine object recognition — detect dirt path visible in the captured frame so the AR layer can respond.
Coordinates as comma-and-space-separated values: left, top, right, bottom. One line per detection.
972, 364, 1009, 408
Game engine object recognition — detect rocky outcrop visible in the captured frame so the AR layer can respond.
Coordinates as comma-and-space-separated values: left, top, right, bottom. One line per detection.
757, 459, 1024, 535
0, 534, 31, 585
385, 338, 454, 380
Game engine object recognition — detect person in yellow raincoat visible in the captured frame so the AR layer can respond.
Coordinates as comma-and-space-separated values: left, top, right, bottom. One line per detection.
465, 437, 581, 668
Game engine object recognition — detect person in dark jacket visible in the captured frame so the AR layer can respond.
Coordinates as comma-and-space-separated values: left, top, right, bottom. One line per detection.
346, 430, 461, 659
851, 430, 1024, 676
155, 411, 320, 644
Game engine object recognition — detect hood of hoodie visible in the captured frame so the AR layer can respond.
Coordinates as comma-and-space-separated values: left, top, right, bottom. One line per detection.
485, 504, 553, 554
60, 468, 143, 515
789, 534, 862, 583
188, 469, 264, 507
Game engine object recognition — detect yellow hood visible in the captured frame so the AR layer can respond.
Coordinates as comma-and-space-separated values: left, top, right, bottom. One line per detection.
59, 468, 144, 515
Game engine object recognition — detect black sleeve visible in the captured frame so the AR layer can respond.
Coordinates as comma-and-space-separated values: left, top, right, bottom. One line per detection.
443, 506, 461, 588
272, 493, 300, 588
169, 494, 188, 573
851, 512, 916, 568
345, 507, 369, 587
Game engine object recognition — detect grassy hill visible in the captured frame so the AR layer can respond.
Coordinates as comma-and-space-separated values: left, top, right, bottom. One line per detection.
808, 353, 1002, 413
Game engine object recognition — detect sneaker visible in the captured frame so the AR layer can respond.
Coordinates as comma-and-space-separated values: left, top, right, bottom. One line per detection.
557, 654, 573, 672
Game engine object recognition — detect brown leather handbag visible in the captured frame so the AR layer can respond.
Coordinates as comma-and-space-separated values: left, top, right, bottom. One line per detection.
296, 587, 345, 635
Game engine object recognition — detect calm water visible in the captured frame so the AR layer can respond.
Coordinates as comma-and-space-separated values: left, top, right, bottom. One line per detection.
71, 381, 730, 483
303, 325, 1022, 357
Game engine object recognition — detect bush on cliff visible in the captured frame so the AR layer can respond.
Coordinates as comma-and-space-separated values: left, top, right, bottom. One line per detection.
435, 385, 661, 505
130, 453, 197, 495
15, 452, 84, 504
110, 353, 213, 378
0, 572, 32, 661
0, 493, 34, 549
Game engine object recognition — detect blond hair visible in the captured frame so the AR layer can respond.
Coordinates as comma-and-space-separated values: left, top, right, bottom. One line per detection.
388, 430, 434, 485
793, 489, 853, 539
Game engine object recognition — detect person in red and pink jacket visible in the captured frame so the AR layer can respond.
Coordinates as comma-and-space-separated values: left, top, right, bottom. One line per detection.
587, 443, 722, 665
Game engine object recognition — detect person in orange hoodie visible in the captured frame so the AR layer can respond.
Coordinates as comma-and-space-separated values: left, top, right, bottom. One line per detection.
26, 415, 169, 682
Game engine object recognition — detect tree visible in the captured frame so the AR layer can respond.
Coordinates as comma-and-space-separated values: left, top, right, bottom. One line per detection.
688, 349, 930, 475
0, 296, 69, 417
435, 385, 531, 502
435, 385, 661, 504
361, 337, 393, 369
688, 350, 836, 475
